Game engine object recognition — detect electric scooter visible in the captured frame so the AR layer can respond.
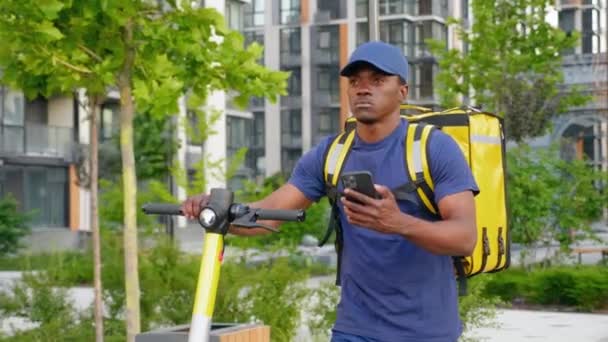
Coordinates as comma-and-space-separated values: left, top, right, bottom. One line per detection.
141, 188, 305, 342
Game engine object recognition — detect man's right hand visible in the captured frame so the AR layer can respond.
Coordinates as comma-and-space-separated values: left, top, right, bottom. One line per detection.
180, 194, 210, 220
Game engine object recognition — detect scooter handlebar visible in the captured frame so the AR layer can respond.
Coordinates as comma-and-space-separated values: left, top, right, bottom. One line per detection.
254, 208, 305, 222
142, 203, 182, 216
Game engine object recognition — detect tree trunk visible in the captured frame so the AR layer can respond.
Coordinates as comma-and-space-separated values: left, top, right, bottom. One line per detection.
89, 94, 105, 342
119, 17, 140, 342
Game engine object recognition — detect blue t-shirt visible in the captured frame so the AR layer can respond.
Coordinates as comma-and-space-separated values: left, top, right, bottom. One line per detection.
288, 119, 479, 342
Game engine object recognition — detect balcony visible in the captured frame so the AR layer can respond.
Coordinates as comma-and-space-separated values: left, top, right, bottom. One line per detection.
312, 92, 340, 107
280, 95, 302, 108
312, 49, 340, 65
0, 123, 74, 161
559, 0, 602, 7
418, 0, 449, 17
280, 52, 302, 68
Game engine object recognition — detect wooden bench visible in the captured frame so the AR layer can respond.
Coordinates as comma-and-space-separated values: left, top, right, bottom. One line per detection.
571, 247, 608, 264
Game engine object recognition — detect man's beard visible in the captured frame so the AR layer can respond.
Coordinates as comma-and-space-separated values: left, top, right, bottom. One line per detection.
355, 111, 378, 125
357, 116, 377, 125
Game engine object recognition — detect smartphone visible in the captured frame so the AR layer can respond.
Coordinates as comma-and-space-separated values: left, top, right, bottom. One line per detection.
340, 171, 380, 201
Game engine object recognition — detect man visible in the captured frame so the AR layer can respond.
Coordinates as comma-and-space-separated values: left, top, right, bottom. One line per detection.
182, 41, 478, 342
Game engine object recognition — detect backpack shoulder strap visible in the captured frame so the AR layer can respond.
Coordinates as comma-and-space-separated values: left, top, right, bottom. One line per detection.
320, 123, 357, 286
405, 122, 439, 215
323, 126, 357, 189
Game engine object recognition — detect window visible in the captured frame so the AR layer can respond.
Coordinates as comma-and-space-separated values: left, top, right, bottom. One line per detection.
281, 110, 302, 175
418, 0, 448, 16
226, 115, 252, 159
285, 67, 302, 96
417, 62, 435, 99
462, 0, 469, 21
559, 9, 575, 33
244, 0, 264, 27
100, 101, 120, 141
357, 22, 369, 46
280, 0, 300, 24
244, 30, 265, 64
0, 87, 25, 154
356, 0, 368, 18
316, 66, 340, 103
280, 28, 301, 65
559, 9, 576, 55
416, 20, 446, 57
318, 0, 346, 20
560, 119, 606, 171
582, 8, 600, 54
225, 0, 243, 30
317, 108, 339, 141
379, 0, 416, 15
314, 26, 339, 65
0, 165, 68, 227
313, 67, 340, 106
381, 19, 413, 58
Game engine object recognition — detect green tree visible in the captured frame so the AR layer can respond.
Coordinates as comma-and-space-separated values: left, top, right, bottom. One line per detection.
507, 143, 608, 266
99, 111, 179, 182
428, 0, 589, 141
0, 2, 287, 340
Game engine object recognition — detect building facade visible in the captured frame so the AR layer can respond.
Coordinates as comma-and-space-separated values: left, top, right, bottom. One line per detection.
552, 0, 607, 173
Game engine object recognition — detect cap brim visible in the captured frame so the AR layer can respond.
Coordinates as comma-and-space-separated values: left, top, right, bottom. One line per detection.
340, 60, 395, 77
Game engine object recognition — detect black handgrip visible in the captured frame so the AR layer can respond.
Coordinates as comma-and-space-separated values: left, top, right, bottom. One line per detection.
142, 203, 182, 216
254, 209, 305, 222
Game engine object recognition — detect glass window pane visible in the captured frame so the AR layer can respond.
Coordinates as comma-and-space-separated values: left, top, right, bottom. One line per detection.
280, 0, 300, 24
559, 9, 575, 32
2, 126, 24, 153
356, 0, 368, 18
3, 88, 25, 126
357, 22, 369, 45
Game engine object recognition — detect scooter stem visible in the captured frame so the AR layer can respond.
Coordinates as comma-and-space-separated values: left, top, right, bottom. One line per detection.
188, 232, 224, 342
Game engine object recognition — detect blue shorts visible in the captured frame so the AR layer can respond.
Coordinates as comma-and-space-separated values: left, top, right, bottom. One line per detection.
330, 330, 381, 342
331, 330, 459, 342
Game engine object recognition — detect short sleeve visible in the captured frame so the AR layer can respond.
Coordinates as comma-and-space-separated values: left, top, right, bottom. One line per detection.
287, 136, 334, 202
427, 129, 479, 204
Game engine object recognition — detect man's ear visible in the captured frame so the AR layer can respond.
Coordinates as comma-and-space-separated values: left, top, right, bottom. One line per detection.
400, 83, 408, 100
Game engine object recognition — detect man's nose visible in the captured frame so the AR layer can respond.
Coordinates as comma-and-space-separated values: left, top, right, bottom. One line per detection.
355, 80, 372, 96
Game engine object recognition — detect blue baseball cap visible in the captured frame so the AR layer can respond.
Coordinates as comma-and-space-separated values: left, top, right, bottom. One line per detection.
340, 41, 408, 82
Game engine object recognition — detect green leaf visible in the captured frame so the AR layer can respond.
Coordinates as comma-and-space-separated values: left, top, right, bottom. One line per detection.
36, 21, 64, 40
37, 0, 65, 20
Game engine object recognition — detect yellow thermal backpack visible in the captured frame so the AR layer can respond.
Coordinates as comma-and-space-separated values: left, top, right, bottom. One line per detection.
320, 105, 510, 295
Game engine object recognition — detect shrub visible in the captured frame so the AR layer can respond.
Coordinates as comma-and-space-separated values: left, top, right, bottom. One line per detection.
482, 268, 530, 303
213, 258, 310, 342
305, 281, 340, 341
0, 272, 95, 341
458, 276, 503, 342
483, 266, 608, 311
0, 194, 31, 257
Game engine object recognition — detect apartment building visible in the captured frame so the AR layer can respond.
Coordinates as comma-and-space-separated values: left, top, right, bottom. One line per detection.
552, 0, 607, 173
0, 88, 92, 240
217, 0, 465, 189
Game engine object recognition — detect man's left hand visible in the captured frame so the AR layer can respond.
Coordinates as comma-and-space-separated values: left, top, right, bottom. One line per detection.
341, 184, 407, 234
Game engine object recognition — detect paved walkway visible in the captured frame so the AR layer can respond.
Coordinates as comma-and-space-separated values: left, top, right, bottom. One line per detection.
466, 309, 608, 342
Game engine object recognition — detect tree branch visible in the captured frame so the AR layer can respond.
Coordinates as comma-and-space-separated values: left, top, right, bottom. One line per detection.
79, 44, 103, 62
54, 56, 93, 74
36, 47, 93, 74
